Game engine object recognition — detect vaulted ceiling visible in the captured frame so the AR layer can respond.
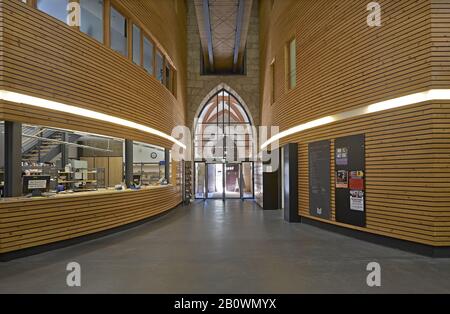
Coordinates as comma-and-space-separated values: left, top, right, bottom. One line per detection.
194, 0, 253, 74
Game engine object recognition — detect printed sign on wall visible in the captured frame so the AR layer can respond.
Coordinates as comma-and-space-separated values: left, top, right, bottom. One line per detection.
350, 190, 364, 212
335, 134, 366, 227
336, 170, 349, 188
349, 171, 365, 190
336, 147, 349, 166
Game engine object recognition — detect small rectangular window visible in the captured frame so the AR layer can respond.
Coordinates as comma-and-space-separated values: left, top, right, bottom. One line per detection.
110, 6, 128, 57
143, 36, 154, 75
132, 25, 141, 65
171, 69, 177, 96
165, 63, 171, 89
37, 0, 68, 23
156, 51, 164, 83
288, 38, 296, 89
270, 61, 275, 104
80, 0, 104, 43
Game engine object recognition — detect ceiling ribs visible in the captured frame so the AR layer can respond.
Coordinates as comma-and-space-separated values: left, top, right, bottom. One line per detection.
194, 0, 253, 74
202, 0, 215, 72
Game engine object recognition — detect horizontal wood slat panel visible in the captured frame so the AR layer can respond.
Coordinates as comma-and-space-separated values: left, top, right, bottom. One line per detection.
0, 0, 187, 147
0, 187, 182, 253
260, 0, 450, 247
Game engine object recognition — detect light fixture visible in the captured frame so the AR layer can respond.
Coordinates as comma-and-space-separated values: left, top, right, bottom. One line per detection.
261, 89, 450, 150
0, 90, 186, 149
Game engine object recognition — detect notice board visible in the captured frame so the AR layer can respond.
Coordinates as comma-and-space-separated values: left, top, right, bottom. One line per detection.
335, 134, 366, 227
309, 140, 331, 220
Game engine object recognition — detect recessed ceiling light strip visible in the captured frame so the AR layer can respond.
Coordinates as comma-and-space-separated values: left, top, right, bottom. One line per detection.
0, 90, 186, 149
261, 89, 450, 150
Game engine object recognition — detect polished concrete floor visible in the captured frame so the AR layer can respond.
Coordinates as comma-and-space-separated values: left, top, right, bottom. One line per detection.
0, 200, 449, 294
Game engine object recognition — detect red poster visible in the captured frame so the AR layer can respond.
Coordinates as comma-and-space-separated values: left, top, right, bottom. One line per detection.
349, 171, 364, 190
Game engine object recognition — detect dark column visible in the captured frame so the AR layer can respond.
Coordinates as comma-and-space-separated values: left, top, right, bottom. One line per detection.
125, 140, 133, 188
164, 149, 170, 183
60, 132, 69, 167
4, 121, 22, 197
283, 143, 301, 222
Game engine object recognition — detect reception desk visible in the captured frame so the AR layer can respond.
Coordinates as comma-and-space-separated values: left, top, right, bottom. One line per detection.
0, 185, 182, 257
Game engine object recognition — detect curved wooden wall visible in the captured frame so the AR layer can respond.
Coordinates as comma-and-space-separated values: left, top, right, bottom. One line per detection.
0, 185, 182, 254
0, 0, 187, 148
0, 0, 187, 255
260, 0, 450, 246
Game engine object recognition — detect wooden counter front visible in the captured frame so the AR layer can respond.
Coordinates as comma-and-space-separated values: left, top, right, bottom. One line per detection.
0, 185, 182, 254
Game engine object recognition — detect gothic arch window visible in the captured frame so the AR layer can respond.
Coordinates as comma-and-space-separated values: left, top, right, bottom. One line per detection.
194, 89, 254, 162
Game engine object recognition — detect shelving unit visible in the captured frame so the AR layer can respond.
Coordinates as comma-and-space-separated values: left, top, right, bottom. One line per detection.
57, 169, 105, 192
184, 161, 192, 204
133, 162, 164, 186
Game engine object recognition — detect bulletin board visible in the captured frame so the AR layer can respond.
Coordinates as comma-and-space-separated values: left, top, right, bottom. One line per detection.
335, 134, 366, 227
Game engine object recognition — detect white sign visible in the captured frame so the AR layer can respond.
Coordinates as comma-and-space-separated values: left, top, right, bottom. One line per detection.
28, 180, 47, 189
350, 190, 364, 212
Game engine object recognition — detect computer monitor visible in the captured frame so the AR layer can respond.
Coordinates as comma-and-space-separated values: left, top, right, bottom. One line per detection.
133, 174, 141, 185
23, 175, 51, 197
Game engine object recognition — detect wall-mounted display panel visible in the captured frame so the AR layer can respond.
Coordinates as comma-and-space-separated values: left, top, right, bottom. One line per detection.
309, 140, 331, 219
335, 134, 366, 227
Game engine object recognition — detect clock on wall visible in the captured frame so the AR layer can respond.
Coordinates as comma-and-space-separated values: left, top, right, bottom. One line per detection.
151, 152, 158, 159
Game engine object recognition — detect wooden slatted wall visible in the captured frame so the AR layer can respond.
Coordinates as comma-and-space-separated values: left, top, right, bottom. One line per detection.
0, 0, 186, 147
260, 0, 450, 246
0, 187, 181, 254
0, 0, 187, 254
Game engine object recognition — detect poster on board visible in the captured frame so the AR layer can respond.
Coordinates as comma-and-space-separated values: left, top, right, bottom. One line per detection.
349, 171, 364, 190
350, 190, 364, 212
336, 147, 349, 166
336, 170, 348, 188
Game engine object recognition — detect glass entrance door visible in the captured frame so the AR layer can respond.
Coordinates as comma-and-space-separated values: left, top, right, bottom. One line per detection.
225, 164, 240, 199
195, 162, 254, 200
241, 162, 254, 199
195, 162, 206, 199
207, 163, 224, 199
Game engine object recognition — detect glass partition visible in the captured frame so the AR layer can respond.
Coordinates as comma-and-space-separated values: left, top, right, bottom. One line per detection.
225, 164, 240, 199
195, 162, 206, 199
20, 124, 124, 196
242, 162, 254, 199
132, 142, 165, 186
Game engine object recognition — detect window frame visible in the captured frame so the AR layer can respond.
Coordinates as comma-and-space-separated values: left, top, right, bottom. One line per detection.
35, 0, 70, 24
155, 49, 165, 84
286, 37, 297, 90
79, 0, 104, 43
270, 59, 276, 105
143, 35, 155, 76
132, 23, 142, 65
30, 0, 177, 92
109, 4, 129, 58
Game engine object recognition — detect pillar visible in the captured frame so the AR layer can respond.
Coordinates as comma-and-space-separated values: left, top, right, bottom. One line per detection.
4, 121, 22, 197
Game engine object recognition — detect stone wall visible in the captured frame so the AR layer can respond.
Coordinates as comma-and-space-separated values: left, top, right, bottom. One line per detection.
186, 0, 260, 129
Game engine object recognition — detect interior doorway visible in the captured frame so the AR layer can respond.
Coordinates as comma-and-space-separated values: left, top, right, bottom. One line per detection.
195, 162, 254, 200
193, 87, 256, 201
